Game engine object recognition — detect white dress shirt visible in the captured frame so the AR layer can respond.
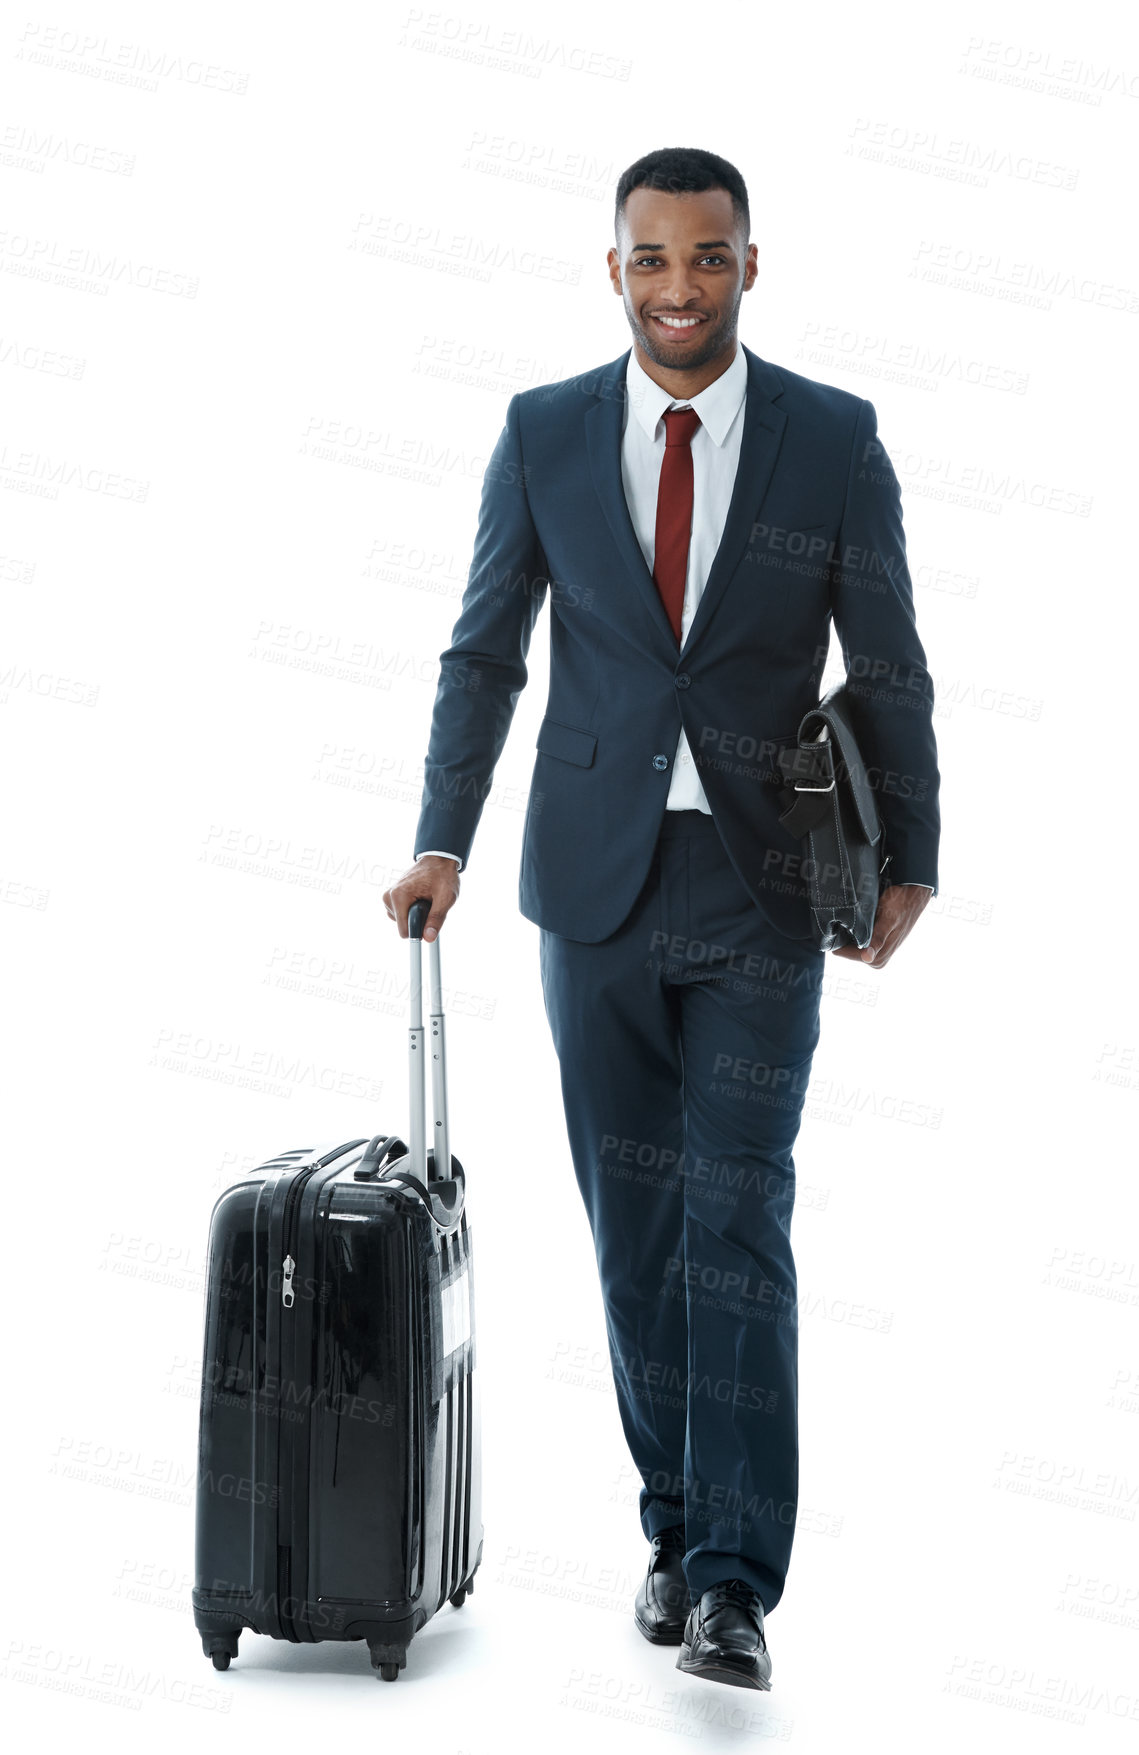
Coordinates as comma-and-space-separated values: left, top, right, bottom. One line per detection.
621, 340, 748, 813
418, 343, 931, 888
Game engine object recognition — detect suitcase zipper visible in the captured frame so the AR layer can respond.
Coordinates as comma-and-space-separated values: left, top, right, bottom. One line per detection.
270, 1140, 372, 1641
274, 1147, 364, 1639
277, 1139, 369, 1308
280, 1169, 318, 1307
276, 1165, 316, 1640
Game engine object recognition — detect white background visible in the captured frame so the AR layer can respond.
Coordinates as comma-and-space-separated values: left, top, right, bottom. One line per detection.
3, 0, 1138, 1749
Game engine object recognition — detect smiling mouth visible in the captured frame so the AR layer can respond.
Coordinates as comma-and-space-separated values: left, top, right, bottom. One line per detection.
650, 313, 708, 338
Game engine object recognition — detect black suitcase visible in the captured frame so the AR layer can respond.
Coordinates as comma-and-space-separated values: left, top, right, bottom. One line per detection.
192, 899, 482, 1680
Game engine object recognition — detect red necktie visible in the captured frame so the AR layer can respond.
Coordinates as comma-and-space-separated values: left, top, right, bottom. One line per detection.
652, 406, 702, 644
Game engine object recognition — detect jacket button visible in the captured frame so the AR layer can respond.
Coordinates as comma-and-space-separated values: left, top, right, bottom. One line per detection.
652, 753, 669, 771
675, 672, 691, 688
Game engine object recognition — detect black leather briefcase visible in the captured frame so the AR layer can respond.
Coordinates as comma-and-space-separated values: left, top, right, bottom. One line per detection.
192, 900, 481, 1682
776, 684, 890, 950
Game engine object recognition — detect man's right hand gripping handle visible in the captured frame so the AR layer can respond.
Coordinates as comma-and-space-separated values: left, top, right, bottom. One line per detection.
383, 855, 460, 942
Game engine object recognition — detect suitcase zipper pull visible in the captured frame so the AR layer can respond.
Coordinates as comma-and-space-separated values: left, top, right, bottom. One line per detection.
281, 1254, 296, 1308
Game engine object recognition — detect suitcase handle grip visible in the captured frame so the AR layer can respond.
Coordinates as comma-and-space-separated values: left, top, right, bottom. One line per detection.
352, 1133, 408, 1182
405, 895, 451, 1185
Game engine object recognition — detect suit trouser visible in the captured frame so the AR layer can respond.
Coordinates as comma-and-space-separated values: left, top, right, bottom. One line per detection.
538, 807, 825, 1614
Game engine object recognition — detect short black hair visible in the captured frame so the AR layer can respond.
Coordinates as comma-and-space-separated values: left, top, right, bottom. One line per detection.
615, 147, 750, 243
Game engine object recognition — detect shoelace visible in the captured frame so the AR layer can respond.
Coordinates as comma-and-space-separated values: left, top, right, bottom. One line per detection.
701, 1578, 766, 1648
706, 1578, 762, 1611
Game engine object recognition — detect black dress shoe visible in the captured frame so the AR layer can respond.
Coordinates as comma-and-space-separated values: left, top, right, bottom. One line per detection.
634, 1524, 691, 1644
676, 1578, 772, 1689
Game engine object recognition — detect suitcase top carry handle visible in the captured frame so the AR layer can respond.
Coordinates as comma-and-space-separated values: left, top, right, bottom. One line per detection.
352, 1132, 407, 1182
406, 895, 450, 1185
352, 1134, 465, 1231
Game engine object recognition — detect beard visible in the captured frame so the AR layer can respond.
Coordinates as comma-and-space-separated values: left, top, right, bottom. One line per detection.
626, 280, 745, 374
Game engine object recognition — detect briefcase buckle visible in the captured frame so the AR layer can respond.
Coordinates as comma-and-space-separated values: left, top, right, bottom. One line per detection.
789, 727, 835, 793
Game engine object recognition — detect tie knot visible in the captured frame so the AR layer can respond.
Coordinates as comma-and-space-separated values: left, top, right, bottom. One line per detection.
662, 406, 701, 448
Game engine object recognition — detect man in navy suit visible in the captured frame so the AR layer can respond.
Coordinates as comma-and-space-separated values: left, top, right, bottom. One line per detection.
384, 146, 940, 1691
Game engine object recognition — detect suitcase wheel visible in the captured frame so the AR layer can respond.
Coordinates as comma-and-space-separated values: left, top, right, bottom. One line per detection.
450, 1568, 476, 1608
368, 1641, 407, 1682
201, 1630, 240, 1669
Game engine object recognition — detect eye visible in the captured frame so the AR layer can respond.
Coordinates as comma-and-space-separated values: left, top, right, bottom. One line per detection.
631, 254, 728, 268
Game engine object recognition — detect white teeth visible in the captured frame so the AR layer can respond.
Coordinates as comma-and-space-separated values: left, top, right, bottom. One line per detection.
657, 316, 700, 327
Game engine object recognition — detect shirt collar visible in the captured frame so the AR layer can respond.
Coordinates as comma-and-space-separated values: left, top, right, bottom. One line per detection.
625, 340, 747, 448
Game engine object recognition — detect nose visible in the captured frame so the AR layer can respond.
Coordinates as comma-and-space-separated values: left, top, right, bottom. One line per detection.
656, 265, 704, 309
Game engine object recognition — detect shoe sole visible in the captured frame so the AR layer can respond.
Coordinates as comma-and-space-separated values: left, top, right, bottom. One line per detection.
676, 1643, 772, 1690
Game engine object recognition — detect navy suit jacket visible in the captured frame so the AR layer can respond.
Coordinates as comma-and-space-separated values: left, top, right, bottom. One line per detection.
414, 342, 940, 943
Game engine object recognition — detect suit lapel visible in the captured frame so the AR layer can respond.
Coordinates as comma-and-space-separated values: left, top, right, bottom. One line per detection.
585, 352, 677, 658
584, 343, 788, 662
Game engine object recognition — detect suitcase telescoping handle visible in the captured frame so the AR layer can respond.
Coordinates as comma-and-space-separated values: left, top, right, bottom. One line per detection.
353, 898, 462, 1226
407, 897, 450, 1185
